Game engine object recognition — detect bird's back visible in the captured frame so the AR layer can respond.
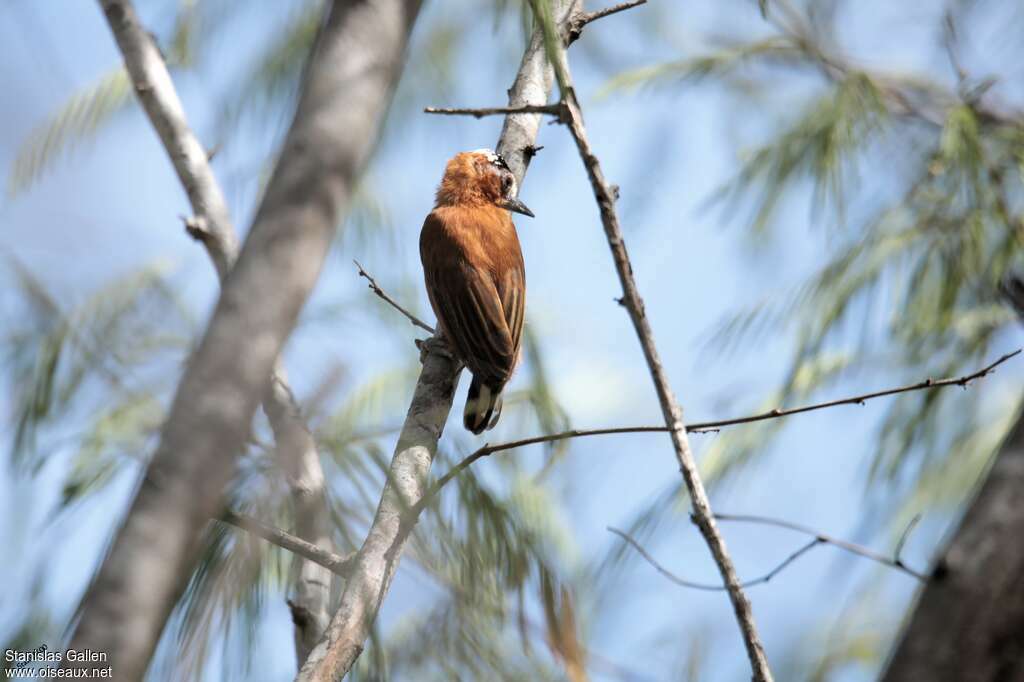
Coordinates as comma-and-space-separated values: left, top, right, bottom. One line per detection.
420, 203, 526, 388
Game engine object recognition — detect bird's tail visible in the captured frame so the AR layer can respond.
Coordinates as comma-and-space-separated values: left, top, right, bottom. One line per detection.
464, 375, 503, 434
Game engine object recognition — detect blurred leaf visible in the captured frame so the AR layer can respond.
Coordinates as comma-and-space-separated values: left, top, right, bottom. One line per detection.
540, 567, 588, 682
598, 37, 800, 98
9, 68, 133, 196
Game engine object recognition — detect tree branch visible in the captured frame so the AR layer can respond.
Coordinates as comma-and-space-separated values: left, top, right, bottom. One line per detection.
712, 513, 927, 581
526, 1, 773, 676
563, 0, 648, 45
85, 0, 342, 665
609, 527, 822, 591
354, 260, 435, 333
67, 0, 422, 678
688, 349, 1020, 432
84, 0, 339, 663
424, 104, 565, 118
296, 2, 582, 679
220, 510, 355, 577
609, 511, 926, 593
410, 348, 1019, 506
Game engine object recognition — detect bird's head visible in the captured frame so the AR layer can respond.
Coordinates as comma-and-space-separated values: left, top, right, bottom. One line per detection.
435, 149, 534, 218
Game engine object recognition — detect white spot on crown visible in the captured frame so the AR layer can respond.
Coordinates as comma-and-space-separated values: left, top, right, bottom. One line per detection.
470, 148, 500, 163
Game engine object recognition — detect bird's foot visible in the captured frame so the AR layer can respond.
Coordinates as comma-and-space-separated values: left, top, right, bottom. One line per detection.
416, 335, 455, 364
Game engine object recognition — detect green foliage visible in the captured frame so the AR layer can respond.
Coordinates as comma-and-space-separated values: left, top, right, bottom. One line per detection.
4, 0, 628, 678
606, 0, 1024, 676
611, 0, 1024, 490
8, 68, 133, 196
4, 258, 191, 475
6, 0, 216, 196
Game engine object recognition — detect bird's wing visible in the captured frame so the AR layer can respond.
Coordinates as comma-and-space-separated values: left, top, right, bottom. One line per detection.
421, 213, 516, 387
496, 251, 525, 358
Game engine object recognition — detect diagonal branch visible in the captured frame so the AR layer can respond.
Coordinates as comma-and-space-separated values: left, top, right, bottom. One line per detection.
563, 0, 648, 45
712, 513, 927, 581
526, 0, 773, 677
220, 510, 355, 577
609, 527, 822, 591
414, 347, 1019, 504
347, 253, 1016, 510
66, 0, 422, 678
688, 349, 1020, 432
296, 2, 583, 679
354, 260, 435, 333
85, 0, 340, 665
609, 511, 926, 592
424, 104, 565, 118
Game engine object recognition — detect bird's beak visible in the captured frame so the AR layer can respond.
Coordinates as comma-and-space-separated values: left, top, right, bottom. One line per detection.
501, 198, 535, 218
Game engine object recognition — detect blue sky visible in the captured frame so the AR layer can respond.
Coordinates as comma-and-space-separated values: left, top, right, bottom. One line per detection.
3, 1, 1021, 680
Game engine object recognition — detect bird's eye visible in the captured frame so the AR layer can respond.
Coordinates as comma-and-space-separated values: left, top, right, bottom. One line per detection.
501, 174, 513, 194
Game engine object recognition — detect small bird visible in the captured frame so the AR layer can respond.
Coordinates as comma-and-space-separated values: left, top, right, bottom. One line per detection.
420, 149, 534, 434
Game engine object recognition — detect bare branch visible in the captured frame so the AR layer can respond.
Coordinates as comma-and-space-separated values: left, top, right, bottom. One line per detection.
609, 527, 822, 591
220, 510, 355, 577
67, 0, 421, 677
296, 2, 581, 679
564, 0, 648, 45
85, 0, 340, 665
713, 513, 927, 581
415, 350, 1018, 508
354, 260, 435, 333
688, 350, 1021, 432
415, 426, 668, 512
88, 3, 236, 278
424, 104, 565, 118
526, 1, 772, 675
610, 511, 926, 593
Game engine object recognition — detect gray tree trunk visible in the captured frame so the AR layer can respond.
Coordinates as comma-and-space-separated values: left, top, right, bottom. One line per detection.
63, 1, 421, 679
883, 404, 1024, 681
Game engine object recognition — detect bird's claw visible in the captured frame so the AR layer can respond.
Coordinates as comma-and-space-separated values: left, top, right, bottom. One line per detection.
416, 335, 454, 364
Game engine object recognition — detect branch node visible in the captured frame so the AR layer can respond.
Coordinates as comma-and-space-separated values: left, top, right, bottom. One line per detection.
287, 599, 312, 629
180, 214, 210, 242
353, 260, 435, 334
562, 0, 648, 45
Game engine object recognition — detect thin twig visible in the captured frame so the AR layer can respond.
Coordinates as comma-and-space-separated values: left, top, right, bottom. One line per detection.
688, 349, 1021, 432
564, 0, 648, 45
893, 514, 922, 568
220, 509, 355, 577
104, 0, 337, 659
415, 350, 1019, 508
302, 2, 584, 678
354, 260, 435, 334
713, 513, 927, 581
414, 426, 668, 513
609, 527, 822, 591
424, 104, 565, 119
610, 510, 927, 592
528, 0, 773, 673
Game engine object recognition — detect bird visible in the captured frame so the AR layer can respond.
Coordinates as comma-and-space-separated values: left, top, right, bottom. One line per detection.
419, 149, 534, 434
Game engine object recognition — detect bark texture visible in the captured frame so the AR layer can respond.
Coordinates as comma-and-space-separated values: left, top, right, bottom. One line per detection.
294, 1, 581, 679
65, 1, 421, 679
90, 0, 336, 665
529, 5, 773, 678
883, 404, 1024, 682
